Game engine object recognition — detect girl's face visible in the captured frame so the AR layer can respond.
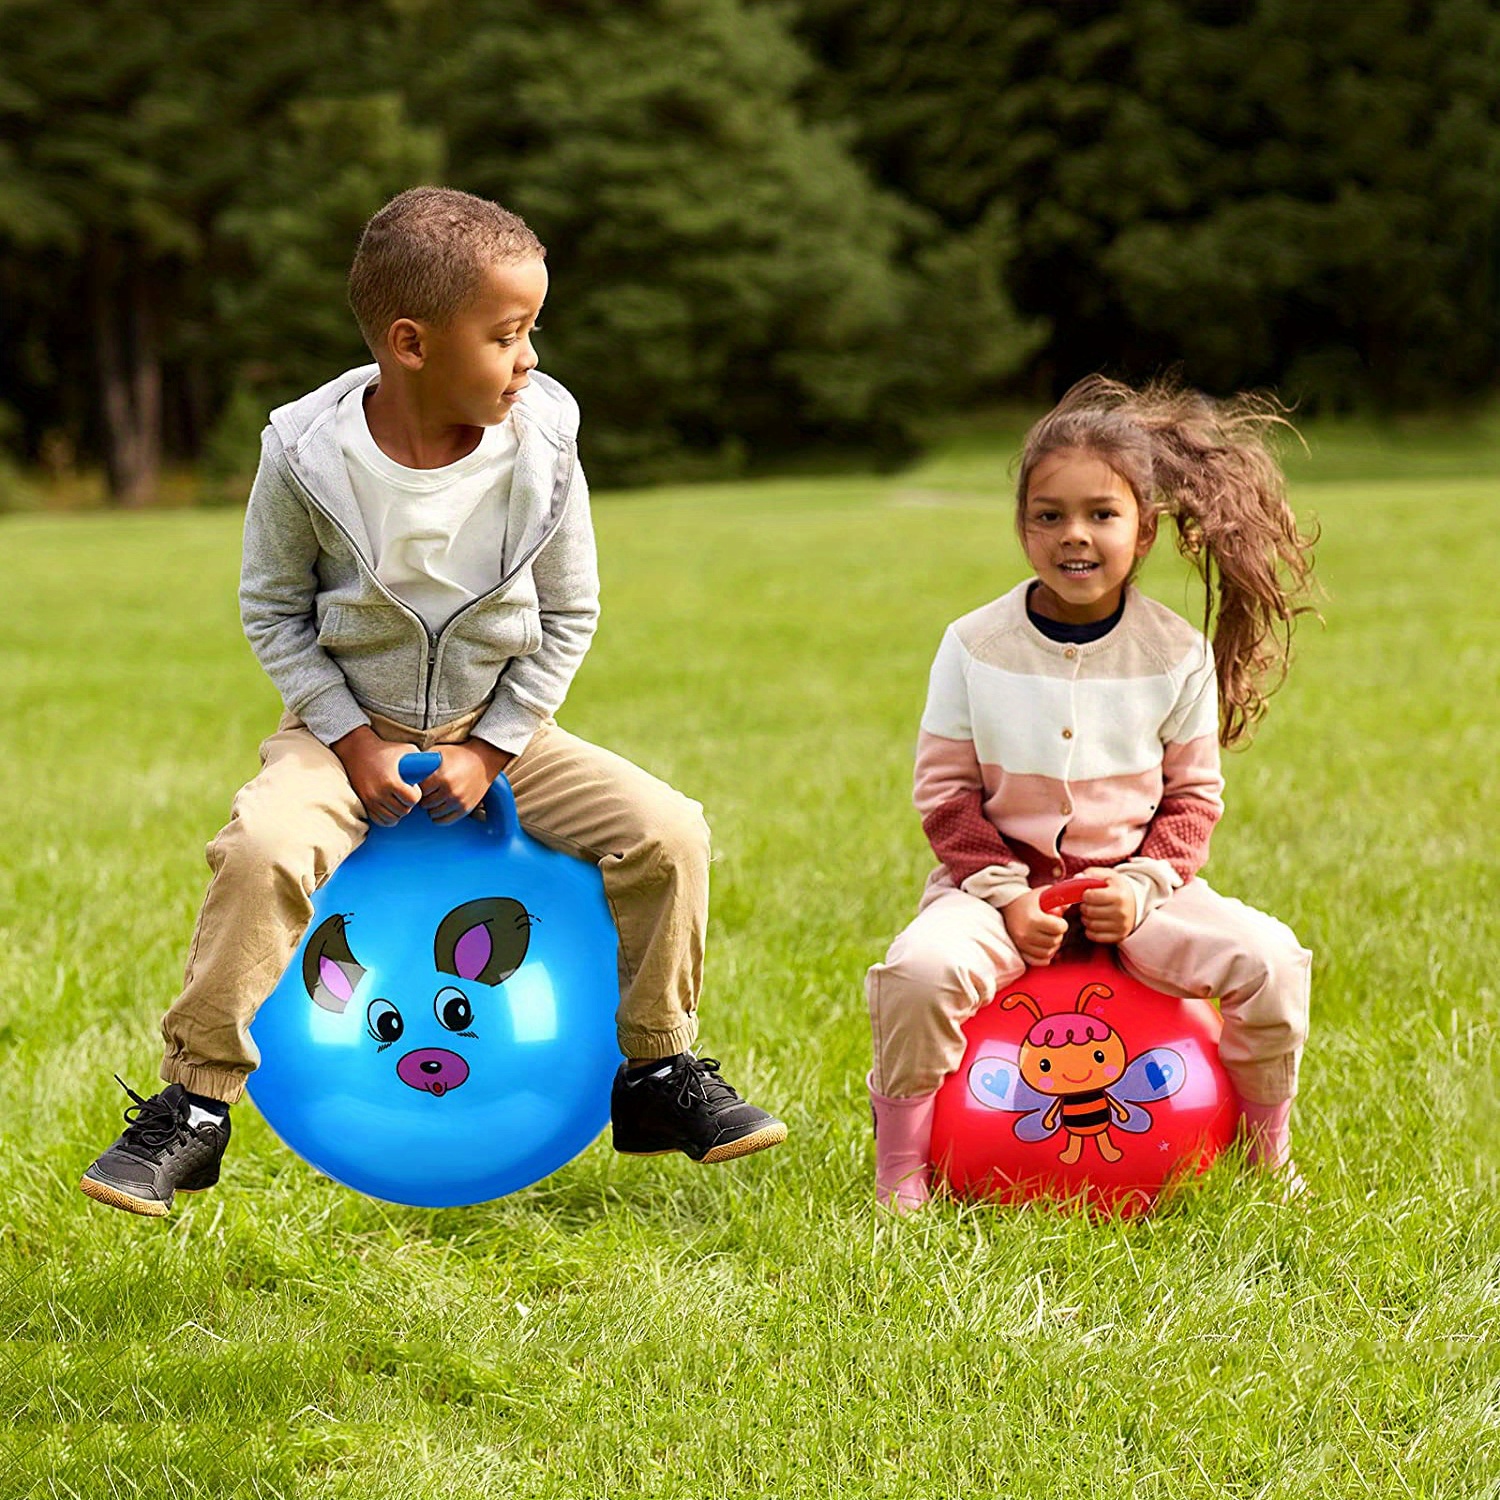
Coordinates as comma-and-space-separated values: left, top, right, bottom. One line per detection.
1020, 449, 1155, 625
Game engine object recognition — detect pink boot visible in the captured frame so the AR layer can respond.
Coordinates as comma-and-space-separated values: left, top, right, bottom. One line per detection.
868, 1073, 936, 1212
1238, 1098, 1306, 1197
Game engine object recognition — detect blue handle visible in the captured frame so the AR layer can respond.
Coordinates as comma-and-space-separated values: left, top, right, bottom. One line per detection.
399, 752, 442, 785
395, 750, 520, 841
481, 770, 521, 841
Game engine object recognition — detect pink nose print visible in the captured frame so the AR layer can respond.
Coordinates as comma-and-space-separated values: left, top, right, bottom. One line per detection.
396, 1048, 471, 1097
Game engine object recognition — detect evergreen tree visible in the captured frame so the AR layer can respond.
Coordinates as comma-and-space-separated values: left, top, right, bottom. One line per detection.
0, 0, 434, 502
416, 0, 1039, 480
793, 0, 1500, 407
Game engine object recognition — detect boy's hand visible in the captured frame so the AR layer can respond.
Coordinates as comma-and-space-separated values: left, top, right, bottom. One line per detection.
333, 727, 421, 827
417, 740, 515, 825
1001, 888, 1069, 967
1078, 870, 1138, 945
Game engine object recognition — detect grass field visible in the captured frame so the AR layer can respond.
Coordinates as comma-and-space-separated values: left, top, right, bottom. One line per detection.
2, 425, 1498, 1497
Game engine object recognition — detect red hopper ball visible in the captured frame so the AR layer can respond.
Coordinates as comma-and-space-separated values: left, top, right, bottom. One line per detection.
930, 946, 1235, 1218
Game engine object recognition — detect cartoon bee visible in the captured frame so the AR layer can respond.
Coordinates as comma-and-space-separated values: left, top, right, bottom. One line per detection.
967, 982, 1185, 1164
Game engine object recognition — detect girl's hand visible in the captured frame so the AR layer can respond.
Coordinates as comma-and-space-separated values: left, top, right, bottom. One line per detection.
1001, 888, 1069, 966
417, 740, 514, 825
1078, 871, 1138, 944
333, 727, 421, 827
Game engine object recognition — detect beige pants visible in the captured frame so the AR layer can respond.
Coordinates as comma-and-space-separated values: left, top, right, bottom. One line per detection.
867, 872, 1311, 1106
161, 711, 708, 1102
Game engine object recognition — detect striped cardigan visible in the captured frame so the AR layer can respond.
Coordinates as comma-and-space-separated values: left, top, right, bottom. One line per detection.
915, 581, 1224, 920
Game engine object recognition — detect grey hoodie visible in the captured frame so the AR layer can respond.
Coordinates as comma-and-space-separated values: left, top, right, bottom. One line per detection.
239, 365, 599, 756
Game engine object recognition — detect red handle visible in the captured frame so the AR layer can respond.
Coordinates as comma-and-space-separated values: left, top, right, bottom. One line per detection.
1039, 876, 1109, 914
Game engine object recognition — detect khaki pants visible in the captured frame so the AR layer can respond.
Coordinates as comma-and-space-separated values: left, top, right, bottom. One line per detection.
161, 711, 708, 1103
867, 871, 1311, 1107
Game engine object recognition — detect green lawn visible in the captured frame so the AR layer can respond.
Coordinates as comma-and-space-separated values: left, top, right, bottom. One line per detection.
2, 431, 1497, 1497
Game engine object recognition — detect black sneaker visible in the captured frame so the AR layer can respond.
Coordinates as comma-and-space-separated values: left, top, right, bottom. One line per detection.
611, 1054, 787, 1163
79, 1078, 231, 1218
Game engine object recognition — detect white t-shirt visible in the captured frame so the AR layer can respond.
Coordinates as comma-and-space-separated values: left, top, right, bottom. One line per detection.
336, 381, 518, 631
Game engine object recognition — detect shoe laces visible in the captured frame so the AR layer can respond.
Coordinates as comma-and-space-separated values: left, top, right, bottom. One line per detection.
674, 1056, 740, 1111
113, 1075, 192, 1154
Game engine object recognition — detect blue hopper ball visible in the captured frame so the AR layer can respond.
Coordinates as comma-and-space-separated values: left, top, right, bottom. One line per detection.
247, 753, 621, 1206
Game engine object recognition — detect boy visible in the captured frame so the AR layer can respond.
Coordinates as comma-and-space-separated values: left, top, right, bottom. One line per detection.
80, 187, 785, 1217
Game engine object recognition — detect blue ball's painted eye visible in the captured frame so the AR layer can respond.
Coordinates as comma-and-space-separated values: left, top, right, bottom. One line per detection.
1093, 1050, 1106, 1063
366, 998, 404, 1043
435, 987, 473, 1033
1038, 1057, 1051, 1073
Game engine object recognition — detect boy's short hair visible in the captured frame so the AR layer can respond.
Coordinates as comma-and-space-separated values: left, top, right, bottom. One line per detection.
348, 186, 546, 353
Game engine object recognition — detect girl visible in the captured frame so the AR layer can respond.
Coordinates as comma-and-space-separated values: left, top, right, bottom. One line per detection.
866, 375, 1317, 1210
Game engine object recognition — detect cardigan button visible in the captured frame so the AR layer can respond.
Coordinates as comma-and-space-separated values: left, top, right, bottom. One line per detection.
1064, 647, 1077, 659
1061, 727, 1073, 740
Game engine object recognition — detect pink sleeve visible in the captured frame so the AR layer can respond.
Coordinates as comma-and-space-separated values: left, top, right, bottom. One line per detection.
1138, 733, 1224, 881
921, 791, 1026, 887
915, 731, 1025, 885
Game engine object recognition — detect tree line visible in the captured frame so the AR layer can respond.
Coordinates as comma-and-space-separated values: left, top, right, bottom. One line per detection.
1, 0, 1495, 502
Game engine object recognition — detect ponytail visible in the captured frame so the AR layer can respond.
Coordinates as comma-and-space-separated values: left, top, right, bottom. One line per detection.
1016, 375, 1319, 746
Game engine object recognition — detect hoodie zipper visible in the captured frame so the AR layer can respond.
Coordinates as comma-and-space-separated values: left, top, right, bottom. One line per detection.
421, 441, 576, 725
283, 438, 576, 731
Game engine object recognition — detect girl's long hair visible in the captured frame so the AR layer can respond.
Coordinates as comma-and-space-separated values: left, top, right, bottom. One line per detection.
1016, 374, 1319, 747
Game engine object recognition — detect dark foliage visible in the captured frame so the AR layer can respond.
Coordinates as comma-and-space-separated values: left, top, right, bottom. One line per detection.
0, 0, 1495, 499
791, 0, 1500, 410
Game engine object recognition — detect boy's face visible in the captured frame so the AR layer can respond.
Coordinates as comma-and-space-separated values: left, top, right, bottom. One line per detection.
411, 256, 549, 427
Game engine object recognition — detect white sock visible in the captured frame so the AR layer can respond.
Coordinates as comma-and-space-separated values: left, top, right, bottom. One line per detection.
182, 1092, 229, 1129
625, 1060, 677, 1085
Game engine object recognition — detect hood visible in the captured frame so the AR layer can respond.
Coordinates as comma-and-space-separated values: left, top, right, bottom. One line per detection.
267, 365, 580, 458
264, 366, 581, 570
